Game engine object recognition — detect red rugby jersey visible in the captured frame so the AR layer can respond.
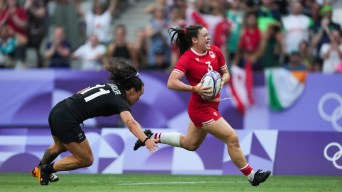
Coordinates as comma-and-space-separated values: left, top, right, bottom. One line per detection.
173, 45, 227, 100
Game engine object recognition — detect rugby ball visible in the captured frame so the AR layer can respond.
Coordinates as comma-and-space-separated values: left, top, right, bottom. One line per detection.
200, 71, 222, 100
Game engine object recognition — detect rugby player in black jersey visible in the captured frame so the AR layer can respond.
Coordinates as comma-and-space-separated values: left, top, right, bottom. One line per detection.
31, 59, 159, 185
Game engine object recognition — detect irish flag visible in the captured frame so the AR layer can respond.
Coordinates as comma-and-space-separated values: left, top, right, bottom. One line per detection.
265, 67, 306, 111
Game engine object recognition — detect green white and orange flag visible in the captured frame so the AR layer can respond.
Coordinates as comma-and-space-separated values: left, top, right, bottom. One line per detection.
265, 67, 307, 111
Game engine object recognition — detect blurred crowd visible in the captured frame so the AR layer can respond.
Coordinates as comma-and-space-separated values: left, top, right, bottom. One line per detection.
0, 0, 341, 74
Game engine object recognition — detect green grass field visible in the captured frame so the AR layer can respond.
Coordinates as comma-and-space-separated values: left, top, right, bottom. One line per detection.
0, 173, 341, 192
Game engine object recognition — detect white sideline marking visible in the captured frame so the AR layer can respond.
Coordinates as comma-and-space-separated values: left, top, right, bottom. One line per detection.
118, 181, 244, 186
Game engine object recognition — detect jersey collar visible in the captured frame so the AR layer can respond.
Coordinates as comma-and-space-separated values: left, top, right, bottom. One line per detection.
191, 48, 208, 56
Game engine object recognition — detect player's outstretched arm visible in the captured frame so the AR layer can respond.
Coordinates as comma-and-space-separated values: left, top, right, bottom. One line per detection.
120, 111, 158, 152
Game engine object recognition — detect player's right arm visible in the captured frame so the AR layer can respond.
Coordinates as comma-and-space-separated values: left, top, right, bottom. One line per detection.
167, 69, 211, 96
167, 71, 196, 92
120, 111, 158, 152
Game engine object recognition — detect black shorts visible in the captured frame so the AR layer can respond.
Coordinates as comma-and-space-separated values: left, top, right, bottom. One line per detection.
48, 100, 86, 144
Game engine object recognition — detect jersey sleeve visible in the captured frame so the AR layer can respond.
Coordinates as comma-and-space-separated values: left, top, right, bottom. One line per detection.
212, 45, 227, 71
173, 55, 188, 75
113, 96, 131, 113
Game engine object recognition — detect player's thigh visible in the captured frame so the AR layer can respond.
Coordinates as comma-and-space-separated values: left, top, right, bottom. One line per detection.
202, 117, 236, 143
62, 139, 93, 162
182, 121, 208, 148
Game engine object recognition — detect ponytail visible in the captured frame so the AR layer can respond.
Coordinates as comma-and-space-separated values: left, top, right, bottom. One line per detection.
168, 25, 204, 56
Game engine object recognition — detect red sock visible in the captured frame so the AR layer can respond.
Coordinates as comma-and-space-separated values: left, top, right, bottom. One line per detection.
153, 133, 162, 141
240, 164, 253, 176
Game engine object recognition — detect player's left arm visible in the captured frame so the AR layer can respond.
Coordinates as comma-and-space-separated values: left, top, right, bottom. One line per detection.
220, 67, 230, 85
219, 67, 229, 91
214, 46, 230, 91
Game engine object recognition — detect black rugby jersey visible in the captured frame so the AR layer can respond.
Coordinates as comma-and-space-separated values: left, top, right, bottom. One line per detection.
64, 83, 130, 122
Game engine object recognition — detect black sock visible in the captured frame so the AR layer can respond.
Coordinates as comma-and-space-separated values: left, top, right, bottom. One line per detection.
42, 162, 56, 174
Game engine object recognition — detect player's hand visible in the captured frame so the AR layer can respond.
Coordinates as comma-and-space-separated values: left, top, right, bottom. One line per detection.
199, 86, 213, 98
193, 82, 212, 97
145, 139, 159, 153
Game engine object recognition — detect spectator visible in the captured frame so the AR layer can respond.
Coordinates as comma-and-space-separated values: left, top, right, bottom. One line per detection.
52, 0, 82, 48
0, 0, 28, 68
0, 25, 17, 68
145, 6, 170, 68
72, 34, 106, 70
172, 0, 187, 20
305, 0, 321, 26
235, 12, 262, 69
330, 0, 342, 27
145, 48, 169, 70
144, 0, 168, 15
298, 40, 316, 71
226, 0, 244, 63
43, 26, 71, 68
168, 5, 185, 34
131, 27, 148, 69
320, 30, 342, 73
212, 9, 229, 54
106, 24, 134, 66
312, 4, 342, 69
257, 0, 282, 33
24, 0, 48, 68
231, 11, 262, 107
207, 0, 226, 16
193, 0, 211, 14
282, 1, 312, 54
284, 50, 307, 71
76, 0, 118, 44
273, 0, 288, 16
168, 5, 185, 69
258, 22, 284, 70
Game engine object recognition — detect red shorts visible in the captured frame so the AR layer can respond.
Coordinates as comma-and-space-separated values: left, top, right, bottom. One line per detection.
188, 97, 221, 128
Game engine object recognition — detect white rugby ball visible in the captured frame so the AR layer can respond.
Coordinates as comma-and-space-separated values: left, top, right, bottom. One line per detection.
200, 71, 222, 100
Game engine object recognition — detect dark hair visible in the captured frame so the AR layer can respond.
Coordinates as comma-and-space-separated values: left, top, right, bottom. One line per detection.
244, 11, 258, 25
92, 2, 105, 14
168, 25, 204, 56
106, 58, 144, 91
115, 24, 126, 34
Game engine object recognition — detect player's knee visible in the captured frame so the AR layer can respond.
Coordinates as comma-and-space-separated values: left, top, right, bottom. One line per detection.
183, 143, 199, 151
81, 155, 94, 167
84, 155, 94, 167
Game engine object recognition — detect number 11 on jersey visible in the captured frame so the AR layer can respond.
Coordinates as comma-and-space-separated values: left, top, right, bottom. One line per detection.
80, 84, 110, 102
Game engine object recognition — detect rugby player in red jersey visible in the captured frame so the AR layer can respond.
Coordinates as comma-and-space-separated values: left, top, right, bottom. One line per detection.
134, 25, 270, 186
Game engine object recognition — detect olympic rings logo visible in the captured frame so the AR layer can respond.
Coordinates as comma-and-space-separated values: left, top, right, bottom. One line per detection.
318, 92, 342, 132
323, 142, 342, 169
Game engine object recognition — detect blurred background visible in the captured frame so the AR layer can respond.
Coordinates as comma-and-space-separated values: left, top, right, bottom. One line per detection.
0, 0, 341, 176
